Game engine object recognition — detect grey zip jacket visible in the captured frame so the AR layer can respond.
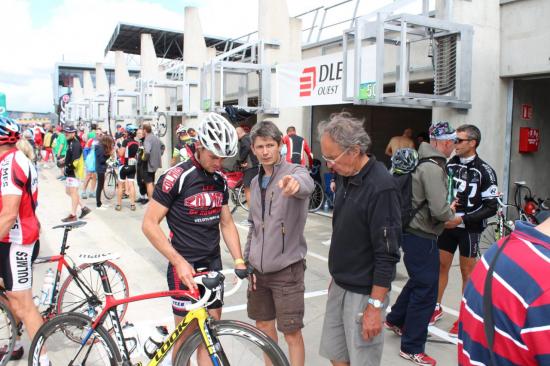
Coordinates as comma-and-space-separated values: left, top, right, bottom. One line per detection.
407, 142, 455, 238
244, 158, 314, 273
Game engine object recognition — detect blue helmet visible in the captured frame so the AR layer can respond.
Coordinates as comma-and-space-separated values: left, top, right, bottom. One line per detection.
125, 124, 138, 133
0, 117, 21, 145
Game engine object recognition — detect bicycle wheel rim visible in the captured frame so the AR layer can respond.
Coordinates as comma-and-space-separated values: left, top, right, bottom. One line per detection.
228, 189, 238, 214
103, 172, 116, 200
237, 186, 248, 212
0, 301, 16, 366
309, 182, 324, 212
29, 313, 119, 366
175, 320, 289, 366
57, 261, 129, 332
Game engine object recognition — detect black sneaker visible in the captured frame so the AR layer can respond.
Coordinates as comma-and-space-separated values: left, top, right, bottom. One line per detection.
80, 206, 92, 219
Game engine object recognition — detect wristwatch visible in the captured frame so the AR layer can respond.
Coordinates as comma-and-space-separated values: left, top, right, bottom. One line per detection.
368, 298, 383, 309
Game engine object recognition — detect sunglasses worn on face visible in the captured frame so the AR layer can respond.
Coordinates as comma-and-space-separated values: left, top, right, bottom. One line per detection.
322, 148, 349, 165
453, 138, 473, 144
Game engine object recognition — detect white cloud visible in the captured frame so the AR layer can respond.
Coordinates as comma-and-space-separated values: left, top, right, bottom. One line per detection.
0, 0, 419, 113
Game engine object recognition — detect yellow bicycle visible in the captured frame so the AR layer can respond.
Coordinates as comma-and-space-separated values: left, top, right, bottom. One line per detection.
29, 262, 289, 365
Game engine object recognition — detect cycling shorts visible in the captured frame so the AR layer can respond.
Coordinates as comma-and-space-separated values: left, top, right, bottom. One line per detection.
437, 228, 480, 258
119, 166, 136, 181
166, 256, 222, 317
0, 241, 40, 291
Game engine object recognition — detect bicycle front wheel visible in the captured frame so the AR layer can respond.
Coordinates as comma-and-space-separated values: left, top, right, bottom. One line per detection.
28, 313, 121, 366
0, 300, 17, 366
175, 320, 289, 366
308, 181, 324, 213
57, 261, 129, 330
103, 171, 117, 200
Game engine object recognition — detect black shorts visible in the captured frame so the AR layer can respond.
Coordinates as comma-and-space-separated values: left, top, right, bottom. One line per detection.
437, 228, 480, 258
144, 171, 156, 184
243, 167, 259, 188
119, 165, 136, 181
0, 241, 40, 291
167, 256, 222, 316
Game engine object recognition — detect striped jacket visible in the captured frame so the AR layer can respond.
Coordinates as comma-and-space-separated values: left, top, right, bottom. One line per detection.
458, 220, 550, 366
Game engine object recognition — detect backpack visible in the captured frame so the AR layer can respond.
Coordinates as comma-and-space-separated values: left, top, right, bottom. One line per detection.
393, 158, 437, 230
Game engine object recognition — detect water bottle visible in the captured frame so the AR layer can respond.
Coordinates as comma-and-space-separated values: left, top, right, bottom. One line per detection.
40, 268, 55, 305
323, 199, 330, 213
143, 325, 168, 359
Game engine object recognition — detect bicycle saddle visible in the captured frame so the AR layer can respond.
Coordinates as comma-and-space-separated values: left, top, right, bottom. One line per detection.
52, 221, 87, 230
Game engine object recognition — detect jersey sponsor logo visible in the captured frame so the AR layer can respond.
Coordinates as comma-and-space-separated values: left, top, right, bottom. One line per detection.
162, 167, 184, 193
184, 192, 224, 210
16, 251, 30, 284
1, 159, 9, 188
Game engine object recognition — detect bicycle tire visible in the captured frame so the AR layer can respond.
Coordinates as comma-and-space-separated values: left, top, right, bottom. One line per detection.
308, 181, 324, 213
479, 222, 513, 256
103, 170, 117, 200
174, 320, 289, 366
228, 188, 239, 214
28, 313, 121, 366
237, 186, 249, 212
156, 113, 168, 137
0, 300, 17, 366
57, 261, 129, 332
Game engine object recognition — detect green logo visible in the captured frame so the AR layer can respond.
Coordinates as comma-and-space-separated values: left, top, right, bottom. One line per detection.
359, 82, 376, 101
0, 93, 7, 117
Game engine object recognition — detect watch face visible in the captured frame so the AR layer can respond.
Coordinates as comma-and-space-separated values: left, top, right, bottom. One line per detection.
369, 298, 382, 308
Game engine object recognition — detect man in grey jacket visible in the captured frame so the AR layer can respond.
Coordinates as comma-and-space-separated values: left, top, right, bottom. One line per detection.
244, 120, 314, 366
384, 121, 458, 366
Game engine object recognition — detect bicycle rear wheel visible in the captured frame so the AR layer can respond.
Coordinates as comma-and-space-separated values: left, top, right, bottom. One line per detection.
479, 222, 513, 256
308, 181, 324, 213
28, 313, 120, 366
57, 261, 129, 331
228, 189, 239, 214
103, 171, 117, 200
237, 186, 248, 212
175, 320, 289, 366
0, 300, 16, 366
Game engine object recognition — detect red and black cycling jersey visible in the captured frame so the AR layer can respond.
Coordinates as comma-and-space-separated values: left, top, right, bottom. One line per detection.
153, 150, 228, 262
0, 148, 39, 245
447, 154, 498, 233
121, 138, 139, 166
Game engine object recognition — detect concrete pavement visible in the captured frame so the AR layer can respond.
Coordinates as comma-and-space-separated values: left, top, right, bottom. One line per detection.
14, 164, 463, 365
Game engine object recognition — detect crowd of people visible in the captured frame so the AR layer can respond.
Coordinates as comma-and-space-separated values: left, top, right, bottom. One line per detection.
0, 112, 548, 366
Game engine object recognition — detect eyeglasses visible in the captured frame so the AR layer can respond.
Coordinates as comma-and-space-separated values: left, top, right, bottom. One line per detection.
453, 138, 473, 144
322, 148, 349, 165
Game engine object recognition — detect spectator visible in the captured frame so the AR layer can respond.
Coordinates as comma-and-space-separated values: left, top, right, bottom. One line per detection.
385, 128, 415, 157
458, 217, 550, 365
244, 121, 314, 366
135, 127, 148, 204
433, 124, 499, 337
384, 122, 457, 366
282, 126, 313, 167
171, 124, 193, 166
43, 125, 54, 163
142, 123, 164, 200
318, 112, 401, 366
95, 134, 113, 209
81, 129, 98, 199
236, 126, 259, 208
53, 125, 67, 180
115, 124, 139, 211
60, 125, 90, 222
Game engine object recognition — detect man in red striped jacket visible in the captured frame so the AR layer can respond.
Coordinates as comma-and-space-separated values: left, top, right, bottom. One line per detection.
458, 217, 550, 365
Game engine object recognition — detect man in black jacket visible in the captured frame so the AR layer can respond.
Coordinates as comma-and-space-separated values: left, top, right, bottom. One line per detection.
318, 112, 401, 366
60, 125, 90, 222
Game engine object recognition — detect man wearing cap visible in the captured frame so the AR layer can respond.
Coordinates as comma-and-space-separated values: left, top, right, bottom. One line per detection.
59, 125, 91, 222
384, 122, 457, 365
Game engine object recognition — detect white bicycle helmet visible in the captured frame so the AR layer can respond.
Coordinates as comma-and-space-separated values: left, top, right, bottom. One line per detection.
176, 124, 187, 134
197, 113, 238, 158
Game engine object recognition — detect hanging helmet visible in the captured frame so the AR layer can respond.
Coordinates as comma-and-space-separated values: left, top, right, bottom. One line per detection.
0, 117, 21, 145
391, 148, 419, 175
197, 113, 238, 158
176, 124, 188, 135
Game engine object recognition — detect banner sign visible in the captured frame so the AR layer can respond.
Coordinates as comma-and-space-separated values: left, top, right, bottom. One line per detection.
277, 46, 377, 108
0, 93, 7, 117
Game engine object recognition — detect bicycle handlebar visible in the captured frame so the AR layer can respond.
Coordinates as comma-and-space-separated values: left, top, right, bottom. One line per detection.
184, 269, 246, 311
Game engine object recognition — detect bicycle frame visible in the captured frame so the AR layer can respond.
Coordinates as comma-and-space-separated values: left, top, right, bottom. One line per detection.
91, 264, 217, 365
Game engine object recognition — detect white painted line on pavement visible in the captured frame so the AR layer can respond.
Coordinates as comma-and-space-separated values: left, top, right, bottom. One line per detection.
307, 251, 328, 262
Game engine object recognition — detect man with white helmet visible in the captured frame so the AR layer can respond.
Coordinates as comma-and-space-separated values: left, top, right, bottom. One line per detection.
142, 113, 247, 364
